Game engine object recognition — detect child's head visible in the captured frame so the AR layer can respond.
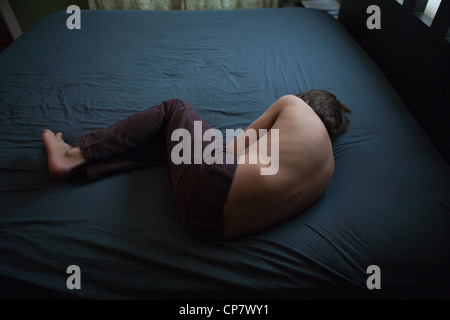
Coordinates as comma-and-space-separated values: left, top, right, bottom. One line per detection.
296, 90, 352, 142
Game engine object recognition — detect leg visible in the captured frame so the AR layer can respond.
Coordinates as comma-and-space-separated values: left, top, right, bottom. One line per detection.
43, 99, 213, 181
78, 102, 168, 180
158, 101, 238, 239
42, 129, 162, 181
42, 99, 238, 240
42, 100, 172, 181
77, 99, 217, 183
83, 99, 238, 240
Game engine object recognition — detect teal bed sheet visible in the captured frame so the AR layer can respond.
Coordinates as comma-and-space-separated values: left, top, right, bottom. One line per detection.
0, 8, 449, 299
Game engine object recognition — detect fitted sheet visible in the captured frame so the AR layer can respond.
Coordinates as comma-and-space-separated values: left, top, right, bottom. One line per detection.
0, 8, 449, 299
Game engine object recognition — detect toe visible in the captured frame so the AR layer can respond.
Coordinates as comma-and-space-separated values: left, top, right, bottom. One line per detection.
43, 129, 54, 136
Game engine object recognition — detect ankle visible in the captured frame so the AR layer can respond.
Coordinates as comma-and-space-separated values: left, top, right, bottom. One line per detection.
65, 146, 86, 164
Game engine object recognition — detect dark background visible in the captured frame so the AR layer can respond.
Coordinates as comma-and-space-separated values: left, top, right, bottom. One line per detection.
339, 0, 450, 163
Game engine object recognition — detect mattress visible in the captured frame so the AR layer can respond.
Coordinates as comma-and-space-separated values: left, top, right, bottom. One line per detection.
0, 8, 449, 299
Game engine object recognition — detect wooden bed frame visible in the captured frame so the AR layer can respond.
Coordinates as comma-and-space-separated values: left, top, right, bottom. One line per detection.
339, 0, 450, 163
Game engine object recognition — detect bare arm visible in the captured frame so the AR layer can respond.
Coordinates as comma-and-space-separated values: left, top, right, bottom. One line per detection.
228, 95, 304, 155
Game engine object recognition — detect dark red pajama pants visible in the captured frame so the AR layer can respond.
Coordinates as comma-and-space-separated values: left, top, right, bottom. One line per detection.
78, 99, 237, 240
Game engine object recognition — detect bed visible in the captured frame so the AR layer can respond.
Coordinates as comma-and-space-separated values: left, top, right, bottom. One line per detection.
0, 6, 449, 300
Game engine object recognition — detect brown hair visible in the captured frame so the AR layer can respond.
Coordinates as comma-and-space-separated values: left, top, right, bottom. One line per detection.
296, 89, 352, 142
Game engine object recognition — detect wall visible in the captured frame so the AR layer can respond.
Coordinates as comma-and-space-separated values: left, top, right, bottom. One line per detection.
9, 0, 89, 32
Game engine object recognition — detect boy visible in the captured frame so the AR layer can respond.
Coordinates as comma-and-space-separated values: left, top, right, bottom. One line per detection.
42, 90, 351, 240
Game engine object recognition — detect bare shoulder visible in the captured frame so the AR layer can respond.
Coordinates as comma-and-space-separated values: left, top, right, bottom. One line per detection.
276, 94, 305, 104
229, 94, 334, 200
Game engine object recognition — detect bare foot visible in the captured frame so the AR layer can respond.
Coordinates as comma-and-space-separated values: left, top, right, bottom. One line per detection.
42, 129, 85, 181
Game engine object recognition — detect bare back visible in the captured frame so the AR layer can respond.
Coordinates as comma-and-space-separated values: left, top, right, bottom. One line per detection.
224, 95, 335, 238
